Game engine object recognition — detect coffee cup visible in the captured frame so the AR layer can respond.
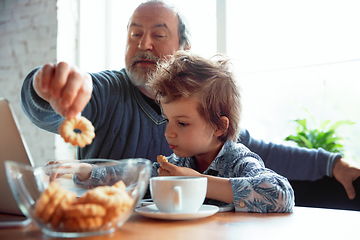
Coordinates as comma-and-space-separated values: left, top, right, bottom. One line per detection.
150, 176, 207, 213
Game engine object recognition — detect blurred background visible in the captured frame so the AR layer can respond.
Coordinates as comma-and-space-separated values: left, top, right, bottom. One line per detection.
1, 0, 359, 166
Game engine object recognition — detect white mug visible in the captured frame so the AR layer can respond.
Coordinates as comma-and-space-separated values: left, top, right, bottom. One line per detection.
150, 176, 207, 213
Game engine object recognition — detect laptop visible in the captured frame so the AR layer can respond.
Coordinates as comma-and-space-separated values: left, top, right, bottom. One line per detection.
0, 98, 34, 227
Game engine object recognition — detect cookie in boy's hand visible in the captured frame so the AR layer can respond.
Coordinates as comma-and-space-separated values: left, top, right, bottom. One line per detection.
157, 155, 168, 163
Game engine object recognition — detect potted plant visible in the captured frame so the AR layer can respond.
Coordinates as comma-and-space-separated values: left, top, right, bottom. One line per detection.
285, 116, 355, 154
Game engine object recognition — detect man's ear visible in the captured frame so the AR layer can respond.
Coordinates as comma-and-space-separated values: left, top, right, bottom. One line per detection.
214, 116, 229, 137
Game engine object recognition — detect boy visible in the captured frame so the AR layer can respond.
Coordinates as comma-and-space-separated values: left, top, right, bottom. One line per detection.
148, 51, 294, 212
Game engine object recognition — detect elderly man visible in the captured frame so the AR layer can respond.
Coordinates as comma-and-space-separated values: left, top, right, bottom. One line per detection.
20, 1, 359, 209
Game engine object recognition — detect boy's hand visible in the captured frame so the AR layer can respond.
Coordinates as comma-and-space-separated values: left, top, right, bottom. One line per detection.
158, 162, 234, 204
158, 162, 201, 177
46, 160, 93, 182
33, 62, 92, 118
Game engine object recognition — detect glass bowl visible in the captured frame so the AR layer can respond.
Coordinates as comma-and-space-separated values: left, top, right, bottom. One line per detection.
5, 158, 151, 238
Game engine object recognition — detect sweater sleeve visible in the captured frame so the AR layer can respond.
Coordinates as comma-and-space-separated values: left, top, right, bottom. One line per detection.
230, 157, 295, 213
238, 129, 342, 181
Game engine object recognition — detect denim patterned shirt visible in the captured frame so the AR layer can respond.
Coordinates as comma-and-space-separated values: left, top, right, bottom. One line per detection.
153, 141, 294, 213
75, 141, 294, 213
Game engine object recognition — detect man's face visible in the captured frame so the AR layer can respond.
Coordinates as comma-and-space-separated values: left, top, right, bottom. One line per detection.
125, 3, 180, 87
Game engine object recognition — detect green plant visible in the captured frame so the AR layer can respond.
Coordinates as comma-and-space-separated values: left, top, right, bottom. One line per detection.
285, 117, 355, 154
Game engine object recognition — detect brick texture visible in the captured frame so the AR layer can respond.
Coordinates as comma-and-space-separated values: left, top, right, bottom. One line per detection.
0, 0, 58, 166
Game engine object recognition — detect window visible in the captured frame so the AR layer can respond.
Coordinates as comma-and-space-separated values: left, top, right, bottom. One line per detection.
77, 0, 217, 72
227, 0, 360, 160
59, 0, 359, 160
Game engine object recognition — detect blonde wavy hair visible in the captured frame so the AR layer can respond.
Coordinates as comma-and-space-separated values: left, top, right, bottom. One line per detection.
148, 51, 241, 142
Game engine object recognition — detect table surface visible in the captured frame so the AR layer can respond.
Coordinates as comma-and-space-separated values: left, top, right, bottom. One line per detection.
0, 206, 358, 240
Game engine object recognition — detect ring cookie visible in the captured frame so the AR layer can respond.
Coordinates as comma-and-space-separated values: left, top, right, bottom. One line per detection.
41, 187, 68, 223
59, 116, 95, 148
34, 182, 60, 218
51, 192, 77, 228
77, 186, 128, 209
113, 180, 126, 190
64, 203, 106, 219
103, 190, 134, 224
63, 217, 103, 232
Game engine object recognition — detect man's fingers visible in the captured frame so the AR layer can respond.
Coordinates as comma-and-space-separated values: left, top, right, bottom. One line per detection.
65, 85, 92, 118
345, 187, 356, 200
332, 158, 360, 200
59, 71, 83, 109
33, 63, 56, 101
51, 62, 71, 97
34, 62, 93, 118
343, 183, 356, 200
38, 63, 56, 91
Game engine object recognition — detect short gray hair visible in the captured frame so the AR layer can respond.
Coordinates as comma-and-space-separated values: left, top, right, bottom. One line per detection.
134, 1, 191, 50
176, 9, 191, 50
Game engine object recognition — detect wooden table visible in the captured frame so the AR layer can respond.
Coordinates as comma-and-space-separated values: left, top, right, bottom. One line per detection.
0, 206, 358, 240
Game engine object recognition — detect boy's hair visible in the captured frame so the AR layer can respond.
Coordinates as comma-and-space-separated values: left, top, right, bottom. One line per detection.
148, 51, 241, 142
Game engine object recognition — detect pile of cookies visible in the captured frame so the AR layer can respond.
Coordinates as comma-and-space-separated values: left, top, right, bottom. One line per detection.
34, 180, 134, 232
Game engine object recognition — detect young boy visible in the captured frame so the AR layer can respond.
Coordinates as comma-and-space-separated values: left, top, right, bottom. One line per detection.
148, 51, 294, 212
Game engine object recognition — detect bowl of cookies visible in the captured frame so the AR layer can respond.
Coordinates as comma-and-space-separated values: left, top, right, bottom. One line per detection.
5, 158, 151, 238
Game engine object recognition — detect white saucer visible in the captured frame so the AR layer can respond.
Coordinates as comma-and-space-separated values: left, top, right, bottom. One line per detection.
135, 204, 219, 220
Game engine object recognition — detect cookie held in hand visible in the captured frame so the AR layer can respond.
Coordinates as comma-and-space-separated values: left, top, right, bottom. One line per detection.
58, 116, 95, 148
157, 155, 168, 163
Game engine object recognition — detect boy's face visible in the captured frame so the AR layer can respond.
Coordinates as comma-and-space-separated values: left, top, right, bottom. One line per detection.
162, 97, 222, 160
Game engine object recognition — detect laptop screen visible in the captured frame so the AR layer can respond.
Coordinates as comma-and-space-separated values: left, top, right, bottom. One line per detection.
0, 99, 33, 216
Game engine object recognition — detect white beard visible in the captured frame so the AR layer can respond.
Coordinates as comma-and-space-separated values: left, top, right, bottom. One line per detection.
126, 65, 153, 87
125, 50, 160, 87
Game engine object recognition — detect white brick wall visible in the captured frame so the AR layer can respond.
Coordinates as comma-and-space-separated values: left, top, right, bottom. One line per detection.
0, 0, 58, 166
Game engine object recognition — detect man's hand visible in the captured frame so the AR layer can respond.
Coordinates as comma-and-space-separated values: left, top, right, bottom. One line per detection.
157, 162, 201, 177
332, 158, 360, 199
33, 62, 93, 118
